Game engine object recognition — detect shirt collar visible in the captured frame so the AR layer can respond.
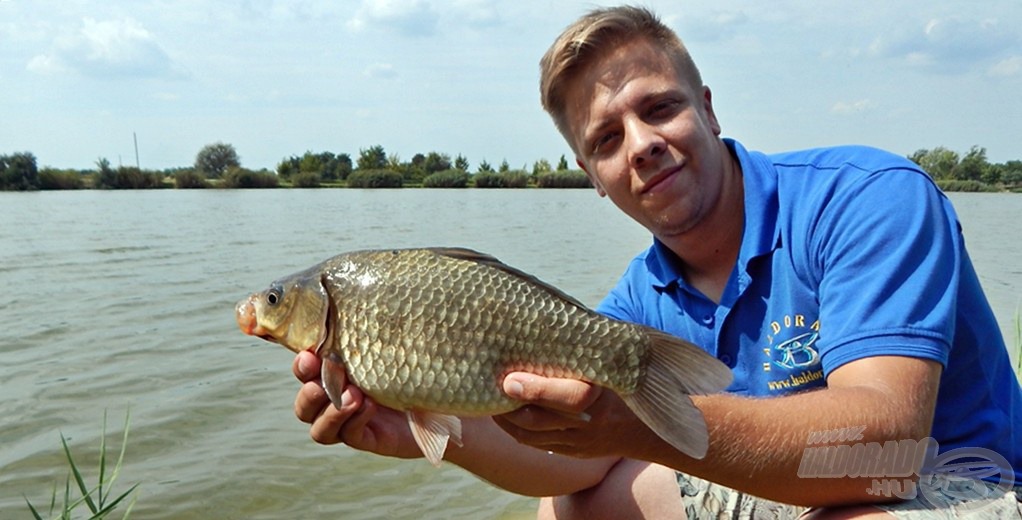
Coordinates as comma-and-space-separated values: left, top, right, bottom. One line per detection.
645, 138, 781, 291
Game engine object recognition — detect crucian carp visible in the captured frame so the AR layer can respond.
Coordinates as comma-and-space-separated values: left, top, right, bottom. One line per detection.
236, 247, 732, 466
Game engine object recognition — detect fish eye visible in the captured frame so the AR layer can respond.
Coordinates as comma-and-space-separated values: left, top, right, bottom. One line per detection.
266, 288, 283, 306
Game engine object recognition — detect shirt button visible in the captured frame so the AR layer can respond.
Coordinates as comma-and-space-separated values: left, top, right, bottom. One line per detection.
701, 314, 714, 326
720, 354, 732, 365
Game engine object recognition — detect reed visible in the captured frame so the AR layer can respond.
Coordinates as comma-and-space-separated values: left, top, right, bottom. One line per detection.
25, 411, 139, 520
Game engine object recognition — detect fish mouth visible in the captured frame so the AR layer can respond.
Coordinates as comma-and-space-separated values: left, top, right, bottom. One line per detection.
235, 296, 263, 337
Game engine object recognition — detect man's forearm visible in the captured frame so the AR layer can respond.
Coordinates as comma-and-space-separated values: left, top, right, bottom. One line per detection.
646, 358, 939, 507
446, 417, 620, 497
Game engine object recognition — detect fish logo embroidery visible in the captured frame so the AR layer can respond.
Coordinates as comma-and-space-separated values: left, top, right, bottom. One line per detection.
773, 331, 819, 370
762, 314, 824, 392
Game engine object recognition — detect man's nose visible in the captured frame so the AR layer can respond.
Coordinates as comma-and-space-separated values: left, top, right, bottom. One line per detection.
625, 118, 665, 169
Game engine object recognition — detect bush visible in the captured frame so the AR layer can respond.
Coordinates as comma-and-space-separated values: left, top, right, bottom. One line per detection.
536, 170, 591, 188
292, 171, 322, 188
347, 169, 403, 188
174, 169, 208, 189
935, 179, 996, 192
222, 167, 279, 189
423, 169, 470, 188
474, 171, 530, 188
95, 167, 166, 189
38, 168, 85, 190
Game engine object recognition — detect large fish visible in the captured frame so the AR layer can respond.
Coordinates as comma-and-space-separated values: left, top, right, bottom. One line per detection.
236, 247, 732, 466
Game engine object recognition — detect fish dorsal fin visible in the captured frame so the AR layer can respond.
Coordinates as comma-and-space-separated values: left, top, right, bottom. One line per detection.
426, 247, 590, 310
407, 410, 463, 467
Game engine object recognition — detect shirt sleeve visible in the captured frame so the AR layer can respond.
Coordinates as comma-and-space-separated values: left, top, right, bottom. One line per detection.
806, 167, 960, 375
596, 256, 646, 323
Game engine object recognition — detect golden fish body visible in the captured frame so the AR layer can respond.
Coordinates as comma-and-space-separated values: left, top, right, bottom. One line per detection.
237, 248, 731, 466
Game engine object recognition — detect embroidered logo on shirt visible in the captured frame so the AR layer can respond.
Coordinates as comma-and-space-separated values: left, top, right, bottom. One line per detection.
764, 314, 823, 392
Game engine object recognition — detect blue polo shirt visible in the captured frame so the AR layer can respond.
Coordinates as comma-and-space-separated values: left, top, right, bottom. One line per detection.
598, 138, 1021, 480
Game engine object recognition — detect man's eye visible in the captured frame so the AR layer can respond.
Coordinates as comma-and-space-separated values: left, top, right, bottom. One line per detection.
592, 133, 618, 154
650, 100, 679, 117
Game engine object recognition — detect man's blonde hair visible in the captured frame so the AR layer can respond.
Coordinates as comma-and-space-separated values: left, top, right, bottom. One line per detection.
539, 6, 703, 149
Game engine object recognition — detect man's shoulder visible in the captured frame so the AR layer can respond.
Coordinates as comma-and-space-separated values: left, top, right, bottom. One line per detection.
766, 144, 922, 176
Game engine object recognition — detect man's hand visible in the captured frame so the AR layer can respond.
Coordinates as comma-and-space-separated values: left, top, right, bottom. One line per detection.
291, 350, 423, 459
493, 372, 659, 460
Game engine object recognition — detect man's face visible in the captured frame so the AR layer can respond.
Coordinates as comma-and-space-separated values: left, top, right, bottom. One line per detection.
566, 38, 725, 240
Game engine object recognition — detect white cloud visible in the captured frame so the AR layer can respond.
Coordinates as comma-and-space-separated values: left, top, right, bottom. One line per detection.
868, 16, 1020, 74
364, 63, 397, 79
675, 9, 748, 43
831, 99, 877, 115
26, 17, 184, 79
989, 56, 1022, 77
347, 0, 439, 37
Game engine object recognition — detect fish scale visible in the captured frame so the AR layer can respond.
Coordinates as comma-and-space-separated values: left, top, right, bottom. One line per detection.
237, 247, 733, 466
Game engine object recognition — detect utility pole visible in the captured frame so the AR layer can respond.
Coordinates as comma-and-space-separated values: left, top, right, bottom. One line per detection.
133, 132, 140, 169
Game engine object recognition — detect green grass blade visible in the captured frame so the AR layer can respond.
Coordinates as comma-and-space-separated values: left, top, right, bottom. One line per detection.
119, 489, 139, 520
60, 433, 99, 513
86, 483, 140, 520
62, 473, 72, 520
106, 410, 132, 489
98, 410, 108, 507
23, 496, 44, 520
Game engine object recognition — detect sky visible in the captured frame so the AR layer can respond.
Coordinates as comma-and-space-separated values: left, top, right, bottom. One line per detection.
2, 0, 1021, 171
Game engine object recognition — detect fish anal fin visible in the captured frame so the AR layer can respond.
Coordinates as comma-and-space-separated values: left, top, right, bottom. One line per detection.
407, 410, 463, 467
621, 330, 733, 460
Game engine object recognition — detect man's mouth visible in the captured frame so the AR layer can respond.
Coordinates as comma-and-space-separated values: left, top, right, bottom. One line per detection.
640, 165, 681, 194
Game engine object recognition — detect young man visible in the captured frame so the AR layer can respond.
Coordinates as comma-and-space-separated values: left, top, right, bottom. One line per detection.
292, 5, 1022, 518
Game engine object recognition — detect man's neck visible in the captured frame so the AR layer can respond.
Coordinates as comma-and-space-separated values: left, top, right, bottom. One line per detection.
659, 148, 744, 304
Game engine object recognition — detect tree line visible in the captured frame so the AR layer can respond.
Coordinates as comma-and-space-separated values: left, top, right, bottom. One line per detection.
0, 142, 588, 190
2, 142, 1020, 192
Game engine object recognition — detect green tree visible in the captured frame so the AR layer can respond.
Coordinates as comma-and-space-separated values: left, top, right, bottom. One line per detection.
357, 145, 388, 170
0, 152, 40, 190
331, 153, 353, 180
908, 147, 958, 180
498, 159, 510, 173
454, 154, 470, 172
477, 160, 493, 173
532, 158, 552, 175
557, 155, 570, 171
299, 152, 323, 174
423, 152, 452, 174
95, 157, 117, 189
276, 155, 301, 179
953, 146, 989, 181
195, 142, 240, 178
1000, 160, 1022, 187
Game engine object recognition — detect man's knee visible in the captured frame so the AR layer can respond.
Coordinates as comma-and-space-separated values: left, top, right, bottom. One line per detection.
536, 460, 684, 520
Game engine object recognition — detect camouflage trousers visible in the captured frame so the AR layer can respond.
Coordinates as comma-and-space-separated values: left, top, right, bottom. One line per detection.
677, 473, 1022, 519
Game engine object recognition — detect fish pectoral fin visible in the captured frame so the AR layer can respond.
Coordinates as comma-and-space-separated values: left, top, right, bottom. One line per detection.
622, 390, 709, 460
620, 330, 734, 460
320, 354, 347, 408
406, 410, 463, 467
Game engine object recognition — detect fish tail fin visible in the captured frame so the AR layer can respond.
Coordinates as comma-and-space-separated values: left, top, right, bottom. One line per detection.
620, 330, 732, 460
407, 410, 463, 467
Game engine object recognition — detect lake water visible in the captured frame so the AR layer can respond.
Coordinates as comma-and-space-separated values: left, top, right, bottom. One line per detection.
1, 189, 1019, 519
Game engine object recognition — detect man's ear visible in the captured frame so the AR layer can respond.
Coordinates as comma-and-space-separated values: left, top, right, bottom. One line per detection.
577, 157, 606, 197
